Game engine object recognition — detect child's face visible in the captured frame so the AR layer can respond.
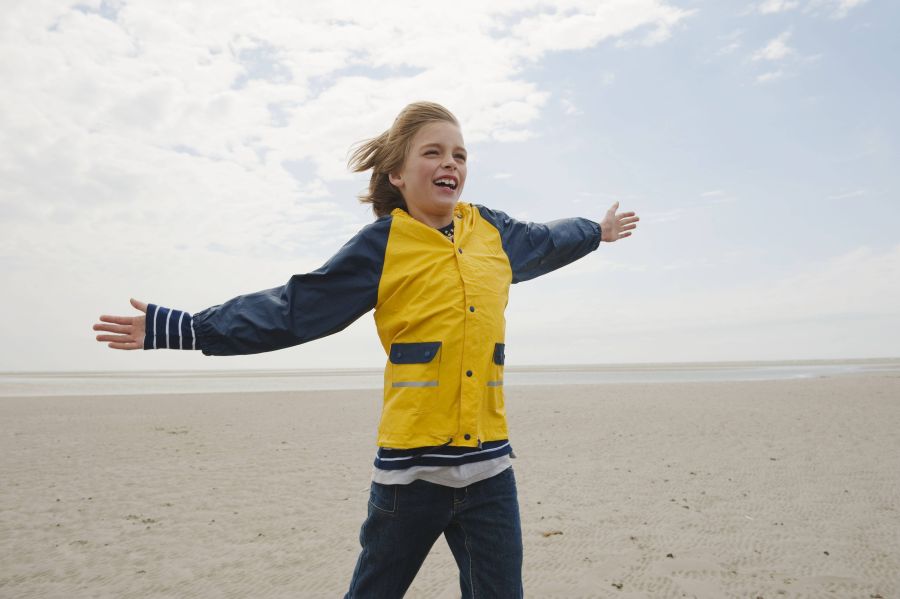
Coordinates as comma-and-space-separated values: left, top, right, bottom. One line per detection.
390, 121, 467, 225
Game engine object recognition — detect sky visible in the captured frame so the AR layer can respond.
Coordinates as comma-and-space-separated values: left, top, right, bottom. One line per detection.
1, 0, 898, 372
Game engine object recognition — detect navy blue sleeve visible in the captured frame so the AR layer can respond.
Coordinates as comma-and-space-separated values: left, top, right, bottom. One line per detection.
476, 205, 601, 284
191, 216, 392, 356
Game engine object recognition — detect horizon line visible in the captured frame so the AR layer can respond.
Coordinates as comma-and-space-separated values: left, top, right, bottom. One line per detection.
3, 356, 899, 377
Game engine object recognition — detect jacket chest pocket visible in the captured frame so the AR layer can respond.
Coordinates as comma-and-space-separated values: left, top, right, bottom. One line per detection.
389, 342, 442, 389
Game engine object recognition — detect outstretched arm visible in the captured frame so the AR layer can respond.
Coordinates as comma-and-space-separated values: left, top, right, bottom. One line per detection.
92, 217, 392, 356
476, 201, 639, 284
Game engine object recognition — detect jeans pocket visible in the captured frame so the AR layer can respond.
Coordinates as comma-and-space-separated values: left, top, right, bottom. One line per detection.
368, 481, 398, 515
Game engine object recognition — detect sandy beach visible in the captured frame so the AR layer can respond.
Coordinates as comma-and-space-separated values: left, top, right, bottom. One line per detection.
2, 371, 899, 598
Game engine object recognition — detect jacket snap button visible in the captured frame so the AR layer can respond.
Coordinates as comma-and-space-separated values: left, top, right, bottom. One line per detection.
424, 351, 430, 357
464, 434, 471, 440
466, 370, 473, 377
458, 248, 463, 254
396, 352, 403, 358
469, 306, 475, 312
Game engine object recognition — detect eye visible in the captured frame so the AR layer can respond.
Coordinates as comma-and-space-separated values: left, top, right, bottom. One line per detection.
455, 153, 467, 162
424, 149, 438, 156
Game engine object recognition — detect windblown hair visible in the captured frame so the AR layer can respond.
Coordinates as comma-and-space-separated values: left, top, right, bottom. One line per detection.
349, 101, 459, 218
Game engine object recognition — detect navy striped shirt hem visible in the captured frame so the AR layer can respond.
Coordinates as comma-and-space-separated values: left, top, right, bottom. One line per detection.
374, 439, 513, 470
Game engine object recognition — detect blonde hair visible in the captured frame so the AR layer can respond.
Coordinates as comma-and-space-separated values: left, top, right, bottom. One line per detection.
349, 101, 459, 218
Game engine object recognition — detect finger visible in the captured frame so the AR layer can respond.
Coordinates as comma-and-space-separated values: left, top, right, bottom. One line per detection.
99, 315, 134, 325
618, 231, 633, 239
618, 214, 639, 222
130, 298, 148, 313
96, 334, 137, 343
620, 223, 638, 232
607, 201, 619, 214
93, 323, 132, 334
109, 341, 142, 350
617, 211, 636, 218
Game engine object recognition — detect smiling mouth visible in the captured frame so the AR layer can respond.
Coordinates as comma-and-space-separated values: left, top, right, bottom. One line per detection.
433, 177, 458, 190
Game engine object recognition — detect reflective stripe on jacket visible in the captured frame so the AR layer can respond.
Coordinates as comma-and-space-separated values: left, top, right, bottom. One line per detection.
193, 202, 601, 449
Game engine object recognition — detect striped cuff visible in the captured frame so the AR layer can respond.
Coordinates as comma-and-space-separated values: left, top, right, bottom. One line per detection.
143, 304, 197, 350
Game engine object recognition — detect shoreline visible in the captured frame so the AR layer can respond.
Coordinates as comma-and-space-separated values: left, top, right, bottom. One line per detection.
3, 358, 899, 399
3, 355, 898, 377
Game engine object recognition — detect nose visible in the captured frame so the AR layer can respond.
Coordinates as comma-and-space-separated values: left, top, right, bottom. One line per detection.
441, 154, 457, 170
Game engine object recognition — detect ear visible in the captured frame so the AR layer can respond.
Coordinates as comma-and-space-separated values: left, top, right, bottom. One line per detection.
388, 171, 403, 189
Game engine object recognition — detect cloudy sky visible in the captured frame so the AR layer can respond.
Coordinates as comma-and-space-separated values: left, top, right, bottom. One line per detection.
1, 0, 897, 372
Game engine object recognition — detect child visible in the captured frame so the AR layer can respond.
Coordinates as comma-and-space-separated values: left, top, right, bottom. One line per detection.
94, 101, 639, 598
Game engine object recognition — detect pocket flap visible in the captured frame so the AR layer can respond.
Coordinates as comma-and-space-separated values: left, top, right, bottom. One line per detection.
390, 342, 441, 364
493, 343, 505, 366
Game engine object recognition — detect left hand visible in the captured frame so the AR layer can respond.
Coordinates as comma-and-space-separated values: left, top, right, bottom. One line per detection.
93, 298, 148, 350
600, 202, 639, 242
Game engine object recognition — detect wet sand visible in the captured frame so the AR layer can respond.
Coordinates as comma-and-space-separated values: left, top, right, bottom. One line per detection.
2, 372, 899, 598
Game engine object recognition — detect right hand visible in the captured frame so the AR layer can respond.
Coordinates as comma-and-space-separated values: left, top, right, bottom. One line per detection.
94, 298, 147, 350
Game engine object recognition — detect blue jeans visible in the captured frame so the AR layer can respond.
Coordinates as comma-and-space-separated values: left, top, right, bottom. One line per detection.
344, 466, 523, 598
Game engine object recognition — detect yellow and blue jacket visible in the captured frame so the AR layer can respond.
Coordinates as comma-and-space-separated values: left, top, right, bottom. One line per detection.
183, 202, 601, 450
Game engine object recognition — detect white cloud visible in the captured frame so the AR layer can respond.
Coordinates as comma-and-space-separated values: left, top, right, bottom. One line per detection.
508, 244, 900, 363
561, 97, 582, 116
662, 244, 900, 330
752, 0, 869, 18
827, 189, 867, 200
640, 192, 737, 224
643, 208, 685, 224
0, 1, 690, 233
718, 41, 742, 55
700, 190, 738, 204
756, 69, 786, 83
513, 1, 692, 54
0, 0, 692, 370
491, 128, 539, 143
806, 0, 870, 19
714, 29, 743, 56
757, 0, 801, 14
752, 31, 794, 61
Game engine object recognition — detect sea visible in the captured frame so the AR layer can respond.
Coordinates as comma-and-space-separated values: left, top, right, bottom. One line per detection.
1, 359, 898, 398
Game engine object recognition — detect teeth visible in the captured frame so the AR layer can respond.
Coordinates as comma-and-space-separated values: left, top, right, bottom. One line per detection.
434, 178, 456, 188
